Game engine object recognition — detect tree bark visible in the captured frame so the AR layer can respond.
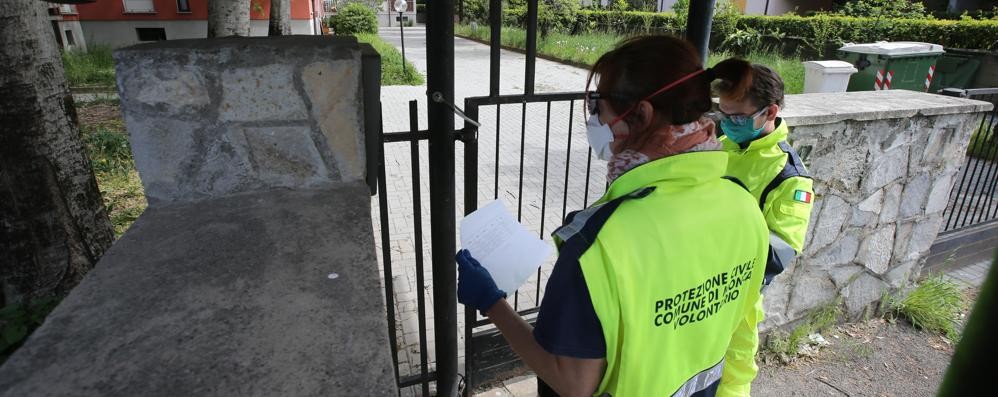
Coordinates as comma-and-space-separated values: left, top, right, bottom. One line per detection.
208, 0, 251, 38
0, 0, 115, 306
269, 0, 292, 36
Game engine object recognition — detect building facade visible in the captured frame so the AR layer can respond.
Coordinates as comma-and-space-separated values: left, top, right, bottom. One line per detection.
51, 0, 325, 50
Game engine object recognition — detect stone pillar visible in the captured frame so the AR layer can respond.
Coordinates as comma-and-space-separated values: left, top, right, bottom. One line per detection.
762, 90, 993, 328
113, 36, 369, 206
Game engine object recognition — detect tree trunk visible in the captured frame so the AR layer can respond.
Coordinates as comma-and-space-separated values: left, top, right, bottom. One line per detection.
269, 0, 292, 36
0, 0, 115, 306
208, 0, 251, 38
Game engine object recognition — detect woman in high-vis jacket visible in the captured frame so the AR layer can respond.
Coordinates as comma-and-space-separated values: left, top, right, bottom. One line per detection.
456, 36, 769, 397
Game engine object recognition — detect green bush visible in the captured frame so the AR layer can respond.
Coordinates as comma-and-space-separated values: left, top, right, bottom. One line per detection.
834, 0, 929, 19
464, 0, 489, 23
539, 0, 580, 35
329, 3, 378, 35
737, 14, 998, 51
501, 9, 998, 51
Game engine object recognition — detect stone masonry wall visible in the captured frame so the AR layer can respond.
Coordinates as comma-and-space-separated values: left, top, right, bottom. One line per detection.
114, 36, 367, 206
761, 90, 992, 330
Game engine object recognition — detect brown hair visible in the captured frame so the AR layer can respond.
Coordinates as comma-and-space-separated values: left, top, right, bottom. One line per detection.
586, 35, 752, 151
714, 61, 785, 108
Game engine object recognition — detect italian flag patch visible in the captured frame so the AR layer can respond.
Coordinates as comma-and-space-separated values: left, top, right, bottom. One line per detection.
794, 190, 813, 203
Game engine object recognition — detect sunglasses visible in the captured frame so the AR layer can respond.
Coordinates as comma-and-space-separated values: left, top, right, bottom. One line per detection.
716, 106, 770, 127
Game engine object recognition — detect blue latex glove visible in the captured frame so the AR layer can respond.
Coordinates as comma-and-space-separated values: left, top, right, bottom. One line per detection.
456, 249, 506, 315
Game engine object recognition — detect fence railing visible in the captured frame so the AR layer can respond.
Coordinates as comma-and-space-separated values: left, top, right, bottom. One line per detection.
940, 88, 998, 233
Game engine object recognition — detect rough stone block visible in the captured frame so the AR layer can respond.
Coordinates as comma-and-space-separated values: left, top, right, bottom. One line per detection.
113, 36, 368, 206
827, 263, 866, 288
885, 259, 919, 289
905, 216, 944, 262
899, 173, 932, 220
856, 224, 896, 274
241, 126, 331, 187
925, 173, 954, 215
126, 66, 211, 113
787, 266, 838, 320
811, 232, 860, 268
858, 188, 884, 213
892, 222, 914, 262
842, 272, 888, 318
219, 64, 308, 122
809, 195, 848, 253
302, 61, 366, 183
861, 145, 909, 195
879, 182, 904, 225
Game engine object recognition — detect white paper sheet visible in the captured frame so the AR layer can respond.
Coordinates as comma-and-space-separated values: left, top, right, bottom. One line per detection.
460, 200, 554, 294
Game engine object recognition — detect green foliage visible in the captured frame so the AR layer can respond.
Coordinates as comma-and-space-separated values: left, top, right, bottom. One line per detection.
464, 0, 489, 23
609, 0, 628, 12
888, 275, 966, 340
0, 298, 61, 364
967, 124, 998, 161
737, 14, 998, 51
61, 45, 116, 87
354, 33, 425, 86
835, 0, 929, 19
329, 3, 378, 35
78, 107, 147, 237
455, 24, 805, 94
502, 9, 998, 51
672, 0, 741, 31
83, 125, 133, 175
538, 0, 580, 36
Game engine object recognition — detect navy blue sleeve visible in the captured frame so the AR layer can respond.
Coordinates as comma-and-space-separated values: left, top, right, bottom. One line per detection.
532, 254, 606, 359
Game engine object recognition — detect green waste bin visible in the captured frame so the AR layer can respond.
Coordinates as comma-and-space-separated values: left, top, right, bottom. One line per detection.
837, 42, 945, 92
928, 48, 984, 92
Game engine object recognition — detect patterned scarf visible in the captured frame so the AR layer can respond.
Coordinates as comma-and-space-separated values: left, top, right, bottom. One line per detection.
607, 117, 721, 182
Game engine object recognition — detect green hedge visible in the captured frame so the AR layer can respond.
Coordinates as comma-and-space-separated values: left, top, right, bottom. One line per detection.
737, 15, 998, 51
328, 3, 378, 35
496, 9, 998, 51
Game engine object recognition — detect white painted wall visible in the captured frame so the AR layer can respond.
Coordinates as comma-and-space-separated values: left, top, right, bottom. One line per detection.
81, 20, 318, 48
59, 20, 88, 52
377, 11, 417, 27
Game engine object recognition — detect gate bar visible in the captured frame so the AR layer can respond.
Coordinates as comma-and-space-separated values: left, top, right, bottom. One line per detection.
426, 0, 459, 391
686, 0, 716, 67
524, 0, 538, 95
489, 0, 501, 97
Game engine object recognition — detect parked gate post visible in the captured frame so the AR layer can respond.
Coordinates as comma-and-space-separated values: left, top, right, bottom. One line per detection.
426, 0, 459, 393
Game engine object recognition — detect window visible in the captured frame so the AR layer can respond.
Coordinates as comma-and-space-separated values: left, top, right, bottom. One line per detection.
136, 28, 167, 41
65, 30, 76, 46
123, 0, 156, 13
324, 0, 335, 13
177, 0, 191, 13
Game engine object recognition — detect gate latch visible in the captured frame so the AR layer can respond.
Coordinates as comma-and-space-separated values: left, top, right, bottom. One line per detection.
430, 91, 481, 128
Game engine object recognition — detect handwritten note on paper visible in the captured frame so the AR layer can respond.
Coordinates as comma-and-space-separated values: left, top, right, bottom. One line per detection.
460, 200, 554, 294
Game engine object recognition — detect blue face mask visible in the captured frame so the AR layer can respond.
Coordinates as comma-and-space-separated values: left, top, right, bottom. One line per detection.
720, 118, 766, 144
719, 106, 768, 144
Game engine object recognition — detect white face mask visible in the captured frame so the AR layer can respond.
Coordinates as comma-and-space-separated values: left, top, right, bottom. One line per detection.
585, 114, 614, 161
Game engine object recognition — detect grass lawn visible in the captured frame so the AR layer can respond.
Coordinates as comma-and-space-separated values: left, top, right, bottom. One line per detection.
62, 46, 116, 88
354, 33, 424, 86
78, 100, 146, 237
454, 24, 805, 95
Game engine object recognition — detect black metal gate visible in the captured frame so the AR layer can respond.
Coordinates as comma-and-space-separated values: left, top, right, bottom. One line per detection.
940, 88, 998, 233
371, 0, 720, 394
